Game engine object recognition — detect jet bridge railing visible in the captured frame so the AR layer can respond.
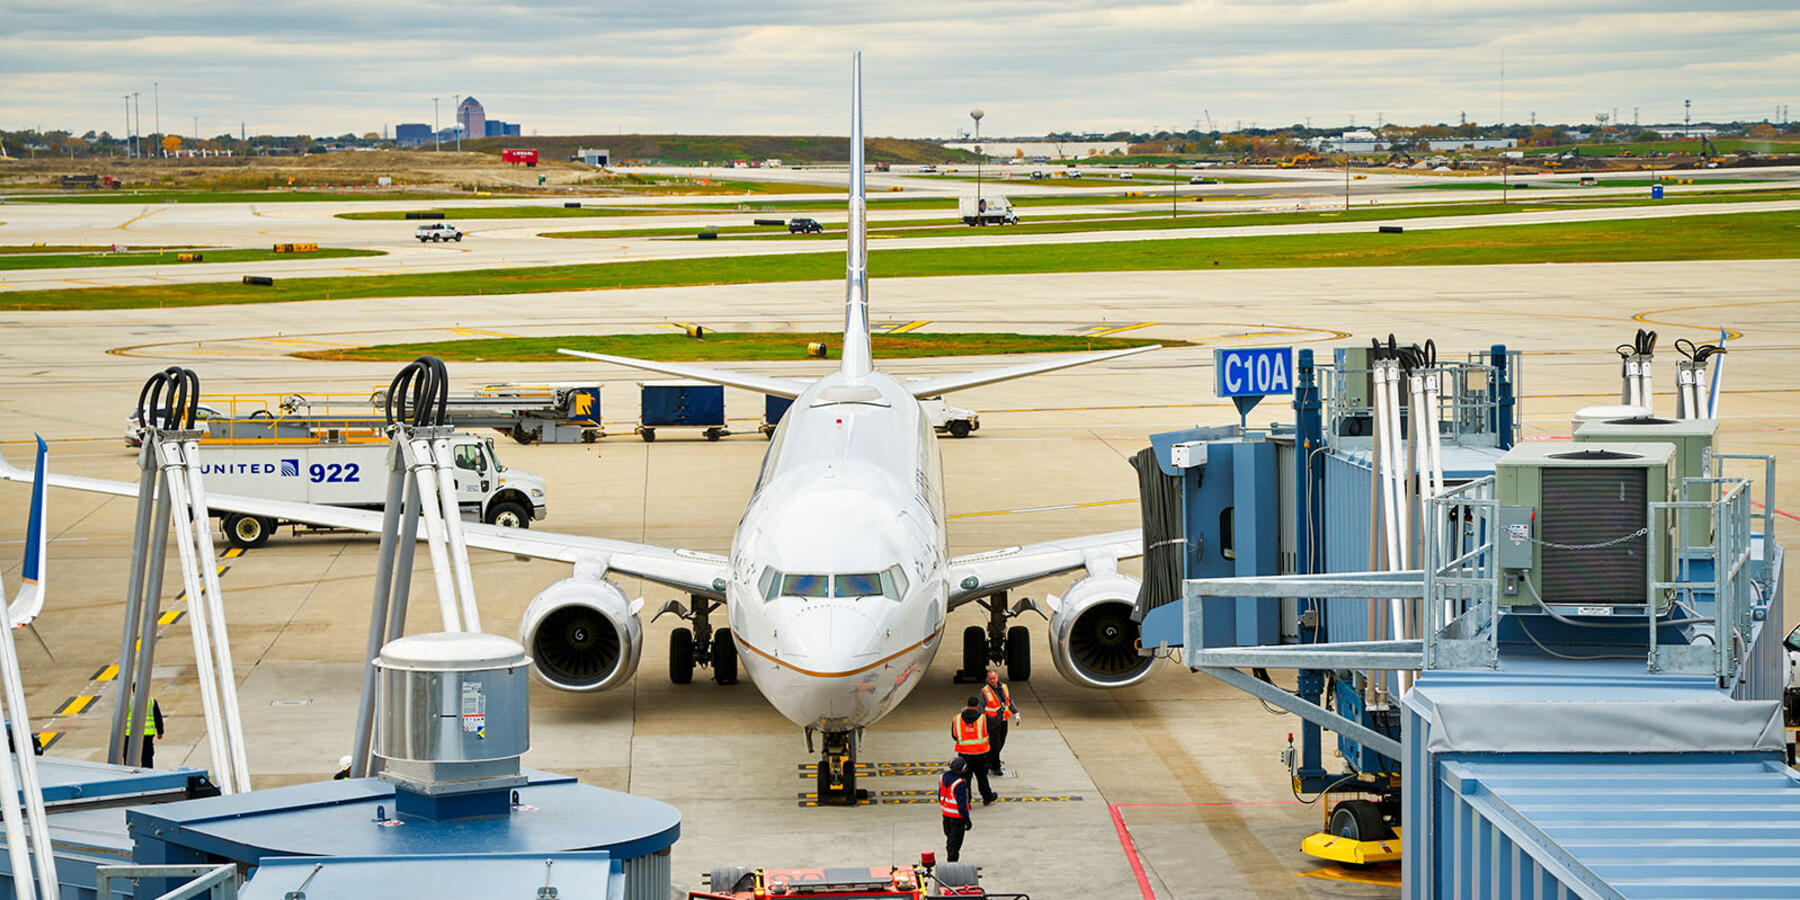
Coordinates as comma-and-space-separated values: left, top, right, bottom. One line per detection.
1420, 475, 1500, 671
1324, 357, 1520, 451
1646, 475, 1762, 685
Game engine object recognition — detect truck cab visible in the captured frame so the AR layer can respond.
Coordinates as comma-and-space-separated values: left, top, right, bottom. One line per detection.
446, 436, 546, 528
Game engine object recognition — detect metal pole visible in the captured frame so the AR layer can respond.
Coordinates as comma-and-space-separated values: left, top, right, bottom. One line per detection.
153, 81, 159, 156
433, 98, 439, 151
350, 437, 409, 778
157, 440, 232, 792
0, 589, 59, 900
108, 444, 159, 764
429, 438, 481, 632
387, 478, 422, 642
454, 95, 461, 151
124, 467, 175, 769
180, 440, 251, 793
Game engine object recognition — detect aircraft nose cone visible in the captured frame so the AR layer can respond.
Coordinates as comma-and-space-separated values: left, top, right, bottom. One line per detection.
787, 604, 882, 670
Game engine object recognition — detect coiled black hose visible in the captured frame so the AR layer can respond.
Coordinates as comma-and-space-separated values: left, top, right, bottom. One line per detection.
384, 356, 450, 428
135, 367, 201, 431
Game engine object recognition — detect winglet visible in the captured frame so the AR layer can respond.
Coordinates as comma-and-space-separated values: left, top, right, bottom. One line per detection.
8, 436, 48, 627
840, 51, 873, 379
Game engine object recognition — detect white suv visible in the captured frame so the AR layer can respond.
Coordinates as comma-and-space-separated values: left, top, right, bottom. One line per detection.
415, 223, 463, 242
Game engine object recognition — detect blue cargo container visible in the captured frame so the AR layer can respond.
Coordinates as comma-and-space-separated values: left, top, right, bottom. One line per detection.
636, 380, 727, 442
761, 394, 794, 438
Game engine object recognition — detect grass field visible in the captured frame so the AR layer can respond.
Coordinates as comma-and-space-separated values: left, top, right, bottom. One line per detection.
6, 209, 1795, 312
2, 189, 483, 204
337, 205, 697, 221
1522, 139, 1800, 157
0, 247, 384, 271
0, 244, 196, 255
298, 331, 1169, 362
1404, 177, 1783, 190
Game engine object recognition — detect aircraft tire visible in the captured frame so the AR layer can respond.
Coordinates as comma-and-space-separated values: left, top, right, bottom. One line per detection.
670, 627, 694, 684
1006, 625, 1031, 681
961, 626, 987, 679
713, 629, 738, 685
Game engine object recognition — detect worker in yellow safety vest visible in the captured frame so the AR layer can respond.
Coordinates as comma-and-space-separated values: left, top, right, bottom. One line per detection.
951, 696, 996, 805
124, 688, 164, 769
938, 756, 974, 862
981, 668, 1020, 776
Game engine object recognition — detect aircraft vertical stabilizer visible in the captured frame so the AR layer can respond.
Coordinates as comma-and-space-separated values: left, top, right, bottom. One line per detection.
8, 437, 47, 627
840, 52, 873, 379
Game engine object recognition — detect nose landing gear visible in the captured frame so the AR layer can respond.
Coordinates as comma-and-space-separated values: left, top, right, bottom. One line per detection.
809, 727, 867, 806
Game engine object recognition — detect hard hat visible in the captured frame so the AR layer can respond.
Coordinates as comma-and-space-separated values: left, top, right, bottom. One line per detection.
338, 755, 353, 769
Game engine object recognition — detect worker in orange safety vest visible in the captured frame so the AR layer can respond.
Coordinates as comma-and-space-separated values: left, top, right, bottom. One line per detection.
952, 696, 996, 805
981, 668, 1019, 776
938, 756, 974, 862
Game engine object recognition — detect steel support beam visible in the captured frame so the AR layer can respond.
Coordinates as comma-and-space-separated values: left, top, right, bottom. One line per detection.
1195, 665, 1404, 761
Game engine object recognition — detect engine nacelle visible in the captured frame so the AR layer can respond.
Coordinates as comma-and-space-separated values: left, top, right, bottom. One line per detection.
518, 565, 643, 693
1047, 568, 1157, 689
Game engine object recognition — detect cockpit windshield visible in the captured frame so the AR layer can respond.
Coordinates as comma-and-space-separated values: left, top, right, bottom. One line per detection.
759, 566, 909, 601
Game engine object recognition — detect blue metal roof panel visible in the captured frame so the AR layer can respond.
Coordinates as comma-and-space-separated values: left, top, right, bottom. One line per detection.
239, 852, 623, 900
28, 756, 206, 805
1442, 758, 1800, 899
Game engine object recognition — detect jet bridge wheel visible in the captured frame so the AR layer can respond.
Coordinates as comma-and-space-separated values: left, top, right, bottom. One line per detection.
1328, 798, 1394, 847
669, 627, 695, 684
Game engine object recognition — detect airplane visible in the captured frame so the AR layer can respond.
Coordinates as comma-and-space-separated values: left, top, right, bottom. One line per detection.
0, 54, 1160, 804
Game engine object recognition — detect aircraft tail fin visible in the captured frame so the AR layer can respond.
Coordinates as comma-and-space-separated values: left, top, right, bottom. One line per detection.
840, 52, 873, 379
8, 436, 48, 627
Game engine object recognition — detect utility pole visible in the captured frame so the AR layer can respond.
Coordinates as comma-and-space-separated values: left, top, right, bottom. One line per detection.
970, 108, 984, 223
132, 92, 141, 159
1684, 99, 1691, 137
153, 81, 160, 156
123, 96, 132, 158
454, 95, 462, 151
433, 97, 440, 150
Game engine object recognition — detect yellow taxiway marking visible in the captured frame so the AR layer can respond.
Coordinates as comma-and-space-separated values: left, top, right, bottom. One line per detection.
950, 498, 1136, 519
887, 320, 931, 334
55, 695, 96, 716
1085, 321, 1158, 337
93, 664, 120, 682
451, 327, 521, 338
253, 337, 359, 347
117, 207, 166, 229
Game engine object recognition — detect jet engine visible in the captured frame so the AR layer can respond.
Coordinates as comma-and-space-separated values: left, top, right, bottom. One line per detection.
1046, 565, 1156, 688
517, 559, 643, 692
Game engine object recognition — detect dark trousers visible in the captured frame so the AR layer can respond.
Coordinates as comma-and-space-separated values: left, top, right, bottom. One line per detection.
987, 718, 1009, 772
958, 753, 994, 801
139, 735, 155, 769
942, 816, 967, 862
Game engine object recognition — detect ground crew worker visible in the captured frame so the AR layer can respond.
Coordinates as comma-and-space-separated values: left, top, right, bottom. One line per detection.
981, 668, 1019, 775
939, 756, 974, 862
952, 696, 996, 805
125, 688, 164, 768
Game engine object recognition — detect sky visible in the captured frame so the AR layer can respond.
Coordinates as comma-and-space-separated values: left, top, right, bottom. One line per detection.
2, 1, 1795, 139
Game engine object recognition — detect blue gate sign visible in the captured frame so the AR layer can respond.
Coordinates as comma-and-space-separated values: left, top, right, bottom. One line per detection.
1214, 347, 1295, 398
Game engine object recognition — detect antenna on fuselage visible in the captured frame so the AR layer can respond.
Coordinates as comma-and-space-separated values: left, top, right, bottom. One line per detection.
840, 52, 873, 379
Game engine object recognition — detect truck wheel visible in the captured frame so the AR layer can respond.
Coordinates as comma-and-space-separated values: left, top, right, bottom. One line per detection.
948, 420, 972, 439
485, 500, 530, 529
640, 428, 656, 443
454, 234, 462, 242
712, 629, 738, 685
669, 628, 694, 685
704, 427, 722, 442
581, 429, 600, 444
224, 514, 272, 549
509, 425, 538, 445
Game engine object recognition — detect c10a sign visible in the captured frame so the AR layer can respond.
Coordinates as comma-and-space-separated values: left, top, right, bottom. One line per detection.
1214, 347, 1296, 398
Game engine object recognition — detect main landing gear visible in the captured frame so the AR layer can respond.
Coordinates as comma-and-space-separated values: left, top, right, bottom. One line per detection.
956, 590, 1040, 684
654, 594, 738, 686
809, 727, 866, 806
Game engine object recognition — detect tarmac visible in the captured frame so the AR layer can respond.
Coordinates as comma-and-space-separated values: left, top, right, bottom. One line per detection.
0, 193, 1794, 899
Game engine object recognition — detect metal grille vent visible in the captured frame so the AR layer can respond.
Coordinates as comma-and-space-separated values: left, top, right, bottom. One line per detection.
1540, 467, 1646, 604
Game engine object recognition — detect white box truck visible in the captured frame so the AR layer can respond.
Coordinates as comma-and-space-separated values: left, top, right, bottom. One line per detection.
958, 196, 1018, 226
193, 433, 547, 548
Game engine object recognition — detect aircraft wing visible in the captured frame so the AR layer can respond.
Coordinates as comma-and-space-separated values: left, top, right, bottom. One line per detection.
557, 349, 812, 399
946, 528, 1141, 607
0, 447, 729, 600
904, 345, 1157, 398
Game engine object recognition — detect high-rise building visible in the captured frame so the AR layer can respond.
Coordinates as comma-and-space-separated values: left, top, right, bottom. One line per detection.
457, 97, 486, 144
395, 123, 431, 145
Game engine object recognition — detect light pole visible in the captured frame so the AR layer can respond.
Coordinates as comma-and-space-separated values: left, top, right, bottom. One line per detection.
433, 97, 440, 151
454, 95, 462, 151
122, 96, 131, 158
970, 108, 984, 223
132, 92, 141, 159
153, 81, 160, 156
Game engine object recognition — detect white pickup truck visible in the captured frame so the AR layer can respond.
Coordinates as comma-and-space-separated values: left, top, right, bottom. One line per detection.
193, 434, 546, 547
415, 222, 464, 242
920, 397, 980, 438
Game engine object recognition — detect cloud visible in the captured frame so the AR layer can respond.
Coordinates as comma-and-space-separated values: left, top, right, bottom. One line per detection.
1, 1, 1793, 136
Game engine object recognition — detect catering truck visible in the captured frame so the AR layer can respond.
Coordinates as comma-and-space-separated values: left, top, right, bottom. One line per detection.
958, 196, 1017, 226
193, 432, 547, 548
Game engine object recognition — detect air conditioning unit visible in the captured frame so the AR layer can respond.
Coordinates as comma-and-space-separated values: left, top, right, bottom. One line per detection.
1573, 415, 1716, 549
1495, 442, 1675, 613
